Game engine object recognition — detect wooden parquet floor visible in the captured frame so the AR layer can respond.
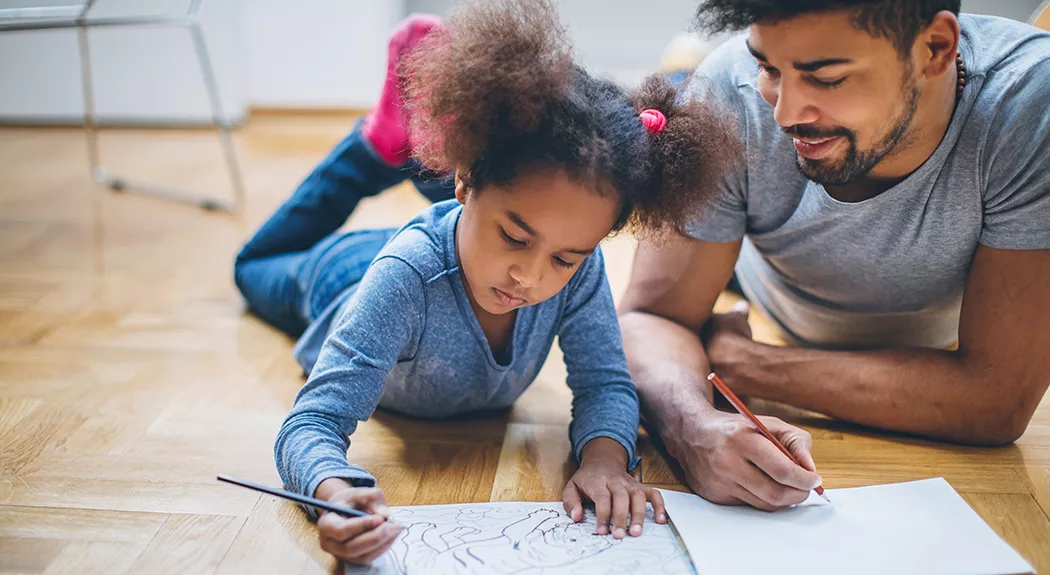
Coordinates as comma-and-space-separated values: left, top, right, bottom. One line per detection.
1, 116, 1048, 574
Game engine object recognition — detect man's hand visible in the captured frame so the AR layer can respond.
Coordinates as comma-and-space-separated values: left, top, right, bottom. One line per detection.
672, 408, 822, 512
702, 300, 754, 391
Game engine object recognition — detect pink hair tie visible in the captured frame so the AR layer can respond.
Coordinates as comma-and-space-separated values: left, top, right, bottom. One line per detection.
640, 108, 667, 135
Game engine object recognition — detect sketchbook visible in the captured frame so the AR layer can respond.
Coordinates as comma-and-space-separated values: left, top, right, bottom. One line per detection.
345, 501, 694, 575
347, 478, 1032, 575
659, 478, 1034, 575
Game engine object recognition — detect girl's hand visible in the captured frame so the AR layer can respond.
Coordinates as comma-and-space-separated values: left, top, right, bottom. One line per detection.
561, 438, 667, 540
315, 479, 402, 565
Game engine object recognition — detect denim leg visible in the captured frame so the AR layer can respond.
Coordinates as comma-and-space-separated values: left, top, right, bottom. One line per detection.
297, 228, 399, 321
234, 228, 399, 337
236, 119, 413, 265
234, 251, 311, 337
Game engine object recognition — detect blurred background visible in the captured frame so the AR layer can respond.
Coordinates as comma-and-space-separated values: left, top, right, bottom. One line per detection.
0, 0, 1043, 126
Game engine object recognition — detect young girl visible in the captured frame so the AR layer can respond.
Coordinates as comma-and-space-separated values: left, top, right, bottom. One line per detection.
234, 0, 737, 566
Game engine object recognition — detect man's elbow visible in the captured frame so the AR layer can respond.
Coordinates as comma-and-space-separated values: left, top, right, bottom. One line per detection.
960, 394, 1042, 447
966, 419, 1028, 447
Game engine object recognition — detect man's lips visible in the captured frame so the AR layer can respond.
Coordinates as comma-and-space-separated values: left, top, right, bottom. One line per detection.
792, 135, 843, 160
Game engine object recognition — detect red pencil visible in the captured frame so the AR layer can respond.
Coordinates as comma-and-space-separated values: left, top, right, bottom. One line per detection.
707, 372, 830, 502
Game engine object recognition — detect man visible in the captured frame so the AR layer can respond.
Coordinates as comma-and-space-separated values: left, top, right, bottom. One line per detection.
620, 0, 1050, 512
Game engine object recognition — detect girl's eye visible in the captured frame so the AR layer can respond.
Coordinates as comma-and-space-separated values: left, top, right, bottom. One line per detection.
553, 256, 576, 270
758, 63, 779, 77
500, 227, 527, 247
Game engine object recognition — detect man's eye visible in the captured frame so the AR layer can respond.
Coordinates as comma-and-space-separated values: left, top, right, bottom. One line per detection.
810, 76, 847, 88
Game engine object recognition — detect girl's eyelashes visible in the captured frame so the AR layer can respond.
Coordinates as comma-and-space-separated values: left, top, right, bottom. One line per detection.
500, 226, 577, 270
500, 227, 527, 247
554, 256, 579, 268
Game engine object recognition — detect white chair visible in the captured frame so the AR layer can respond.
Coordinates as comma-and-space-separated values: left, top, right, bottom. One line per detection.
1031, 0, 1050, 30
0, 0, 245, 212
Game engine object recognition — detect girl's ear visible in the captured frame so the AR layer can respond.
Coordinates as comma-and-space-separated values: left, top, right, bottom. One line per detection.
454, 168, 470, 205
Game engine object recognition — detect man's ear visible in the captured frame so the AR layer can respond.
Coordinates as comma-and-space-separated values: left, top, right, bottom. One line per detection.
918, 10, 961, 79
454, 168, 470, 205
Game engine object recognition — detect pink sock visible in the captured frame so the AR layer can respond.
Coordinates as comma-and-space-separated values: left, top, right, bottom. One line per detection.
363, 14, 443, 167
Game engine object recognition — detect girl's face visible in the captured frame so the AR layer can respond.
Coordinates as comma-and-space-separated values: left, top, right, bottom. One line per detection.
454, 169, 618, 317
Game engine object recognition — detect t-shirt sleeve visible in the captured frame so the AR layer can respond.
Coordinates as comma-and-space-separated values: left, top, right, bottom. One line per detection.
683, 39, 750, 243
556, 247, 641, 471
979, 57, 1050, 250
273, 256, 424, 516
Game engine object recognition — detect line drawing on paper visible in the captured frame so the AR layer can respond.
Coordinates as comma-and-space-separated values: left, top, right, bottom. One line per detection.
346, 502, 693, 575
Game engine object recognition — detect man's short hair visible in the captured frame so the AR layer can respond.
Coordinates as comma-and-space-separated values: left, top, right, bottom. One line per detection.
694, 0, 962, 57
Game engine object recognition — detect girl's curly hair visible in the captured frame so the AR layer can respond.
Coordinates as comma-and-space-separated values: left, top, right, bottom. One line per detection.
402, 0, 743, 236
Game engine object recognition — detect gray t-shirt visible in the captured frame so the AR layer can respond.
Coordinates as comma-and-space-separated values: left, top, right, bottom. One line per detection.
688, 14, 1050, 349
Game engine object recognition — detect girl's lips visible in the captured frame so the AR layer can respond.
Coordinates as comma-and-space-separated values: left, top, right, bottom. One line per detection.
493, 287, 526, 308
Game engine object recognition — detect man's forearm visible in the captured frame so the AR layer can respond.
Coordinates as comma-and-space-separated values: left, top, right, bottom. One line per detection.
619, 310, 716, 452
732, 341, 1034, 445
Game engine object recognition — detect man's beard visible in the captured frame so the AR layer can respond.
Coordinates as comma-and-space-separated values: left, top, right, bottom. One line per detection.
786, 81, 921, 186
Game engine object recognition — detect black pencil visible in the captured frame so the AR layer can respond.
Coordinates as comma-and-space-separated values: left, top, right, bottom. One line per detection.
217, 474, 396, 522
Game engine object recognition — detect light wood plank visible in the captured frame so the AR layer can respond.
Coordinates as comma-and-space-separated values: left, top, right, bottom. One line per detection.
962, 493, 1050, 574
490, 423, 574, 502
0, 537, 67, 574
42, 541, 144, 575
0, 507, 165, 544
128, 514, 246, 575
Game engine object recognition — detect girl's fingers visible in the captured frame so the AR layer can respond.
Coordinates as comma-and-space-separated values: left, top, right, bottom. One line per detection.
562, 482, 585, 523
610, 488, 630, 539
342, 523, 402, 562
592, 488, 612, 535
649, 488, 667, 524
341, 487, 391, 517
319, 514, 383, 544
628, 489, 648, 537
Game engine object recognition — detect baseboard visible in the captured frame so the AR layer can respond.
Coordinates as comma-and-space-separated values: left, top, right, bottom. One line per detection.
0, 113, 248, 129
249, 106, 371, 118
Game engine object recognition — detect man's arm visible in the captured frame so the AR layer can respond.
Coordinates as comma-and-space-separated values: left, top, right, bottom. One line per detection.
620, 235, 822, 512
707, 246, 1050, 445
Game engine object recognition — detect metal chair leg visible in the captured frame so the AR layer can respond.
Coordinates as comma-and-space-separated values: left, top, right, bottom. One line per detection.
74, 9, 245, 213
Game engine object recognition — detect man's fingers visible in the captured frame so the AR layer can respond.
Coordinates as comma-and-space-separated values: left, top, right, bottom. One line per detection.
610, 488, 630, 539
730, 485, 781, 513
774, 422, 817, 472
319, 513, 383, 544
562, 483, 584, 523
628, 489, 648, 537
734, 455, 809, 510
747, 430, 822, 492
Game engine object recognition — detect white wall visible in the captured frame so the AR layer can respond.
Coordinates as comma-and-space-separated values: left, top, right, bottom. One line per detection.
0, 0, 247, 124
0, 0, 1043, 125
242, 0, 405, 109
0, 0, 405, 124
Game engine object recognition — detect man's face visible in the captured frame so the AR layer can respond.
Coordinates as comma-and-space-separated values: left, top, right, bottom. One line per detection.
748, 10, 922, 185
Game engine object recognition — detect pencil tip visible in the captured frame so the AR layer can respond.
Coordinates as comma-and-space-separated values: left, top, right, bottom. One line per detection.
819, 493, 831, 503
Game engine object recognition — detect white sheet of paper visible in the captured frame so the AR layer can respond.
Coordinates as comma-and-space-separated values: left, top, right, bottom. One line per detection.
346, 501, 694, 575
660, 478, 1033, 575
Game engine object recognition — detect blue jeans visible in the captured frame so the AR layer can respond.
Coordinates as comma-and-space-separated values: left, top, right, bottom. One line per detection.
234, 120, 453, 337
